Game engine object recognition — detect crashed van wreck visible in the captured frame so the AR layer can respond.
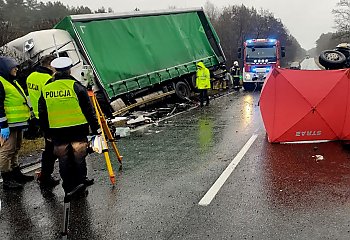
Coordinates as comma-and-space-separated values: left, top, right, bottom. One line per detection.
2, 8, 226, 117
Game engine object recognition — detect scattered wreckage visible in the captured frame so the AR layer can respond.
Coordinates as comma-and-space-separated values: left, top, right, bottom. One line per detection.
109, 89, 229, 138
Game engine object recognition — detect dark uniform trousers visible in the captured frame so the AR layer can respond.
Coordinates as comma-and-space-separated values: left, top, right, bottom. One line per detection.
53, 138, 88, 193
40, 137, 56, 179
199, 89, 209, 107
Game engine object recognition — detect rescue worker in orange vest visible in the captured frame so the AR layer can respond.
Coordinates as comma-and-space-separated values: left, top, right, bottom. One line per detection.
26, 54, 60, 188
0, 56, 33, 190
196, 61, 211, 107
38, 57, 100, 198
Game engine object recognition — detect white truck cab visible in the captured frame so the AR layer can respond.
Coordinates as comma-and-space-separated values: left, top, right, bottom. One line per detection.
1, 29, 87, 85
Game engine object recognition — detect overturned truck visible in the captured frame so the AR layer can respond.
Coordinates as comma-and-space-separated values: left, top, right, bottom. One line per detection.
3, 8, 226, 116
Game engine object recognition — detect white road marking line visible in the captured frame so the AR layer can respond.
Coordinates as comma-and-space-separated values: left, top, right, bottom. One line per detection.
0, 163, 41, 183
199, 134, 258, 206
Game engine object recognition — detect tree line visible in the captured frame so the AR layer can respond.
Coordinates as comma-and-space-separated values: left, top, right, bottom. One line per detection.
204, 2, 305, 67
0, 0, 111, 47
204, 0, 350, 64
314, 0, 350, 55
2, 0, 346, 67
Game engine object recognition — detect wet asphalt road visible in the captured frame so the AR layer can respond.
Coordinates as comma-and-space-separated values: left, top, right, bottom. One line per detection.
1, 88, 350, 240
301, 58, 321, 70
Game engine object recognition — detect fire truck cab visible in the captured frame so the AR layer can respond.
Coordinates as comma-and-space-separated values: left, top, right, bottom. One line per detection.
238, 38, 285, 91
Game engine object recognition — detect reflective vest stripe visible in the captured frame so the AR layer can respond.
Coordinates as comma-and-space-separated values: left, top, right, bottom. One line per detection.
3, 112, 29, 118
8, 122, 28, 128
5, 105, 30, 111
49, 108, 85, 117
48, 116, 88, 126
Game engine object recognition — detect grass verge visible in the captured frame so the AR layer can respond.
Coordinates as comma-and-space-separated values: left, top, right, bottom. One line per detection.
19, 137, 45, 158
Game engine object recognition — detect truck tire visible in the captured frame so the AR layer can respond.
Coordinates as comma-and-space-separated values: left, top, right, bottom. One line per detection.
191, 74, 197, 89
175, 81, 191, 100
335, 47, 350, 59
190, 74, 200, 93
319, 50, 346, 69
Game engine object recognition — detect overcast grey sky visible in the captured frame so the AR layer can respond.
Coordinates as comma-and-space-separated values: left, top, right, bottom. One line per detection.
48, 0, 340, 50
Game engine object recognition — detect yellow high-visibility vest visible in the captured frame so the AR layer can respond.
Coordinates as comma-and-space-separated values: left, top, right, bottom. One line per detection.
42, 79, 87, 128
27, 71, 52, 118
196, 62, 211, 89
0, 76, 30, 124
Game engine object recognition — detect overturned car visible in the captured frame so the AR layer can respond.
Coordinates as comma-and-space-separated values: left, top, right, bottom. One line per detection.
319, 43, 350, 69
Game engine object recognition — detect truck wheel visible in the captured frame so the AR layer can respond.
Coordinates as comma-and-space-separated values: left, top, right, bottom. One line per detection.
191, 74, 197, 89
319, 50, 346, 69
335, 47, 350, 59
175, 81, 191, 100
243, 82, 256, 91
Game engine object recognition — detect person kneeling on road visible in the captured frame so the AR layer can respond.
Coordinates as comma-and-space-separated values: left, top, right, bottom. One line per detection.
0, 56, 34, 190
38, 57, 100, 198
26, 54, 60, 188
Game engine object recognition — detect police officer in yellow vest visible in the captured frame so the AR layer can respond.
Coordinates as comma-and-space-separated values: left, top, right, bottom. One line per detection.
196, 61, 211, 107
0, 56, 34, 190
38, 57, 100, 197
27, 54, 60, 188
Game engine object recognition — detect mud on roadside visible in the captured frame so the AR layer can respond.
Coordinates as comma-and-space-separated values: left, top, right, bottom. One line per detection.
19, 138, 44, 167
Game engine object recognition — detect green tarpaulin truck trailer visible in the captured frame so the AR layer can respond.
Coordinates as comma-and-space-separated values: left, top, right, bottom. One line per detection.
3, 8, 226, 115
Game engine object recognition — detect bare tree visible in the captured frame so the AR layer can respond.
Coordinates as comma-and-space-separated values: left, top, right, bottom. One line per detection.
208, 4, 302, 67
95, 6, 106, 13
332, 0, 350, 39
204, 1, 219, 21
316, 33, 338, 54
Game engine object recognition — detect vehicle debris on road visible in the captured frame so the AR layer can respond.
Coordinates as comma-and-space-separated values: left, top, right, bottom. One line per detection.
312, 154, 325, 162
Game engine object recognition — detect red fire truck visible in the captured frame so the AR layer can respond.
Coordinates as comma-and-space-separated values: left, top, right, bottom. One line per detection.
238, 38, 285, 91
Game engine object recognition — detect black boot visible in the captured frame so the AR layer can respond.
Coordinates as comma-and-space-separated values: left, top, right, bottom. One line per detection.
64, 184, 88, 202
12, 167, 34, 183
1, 171, 23, 190
84, 177, 94, 186
38, 175, 60, 188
